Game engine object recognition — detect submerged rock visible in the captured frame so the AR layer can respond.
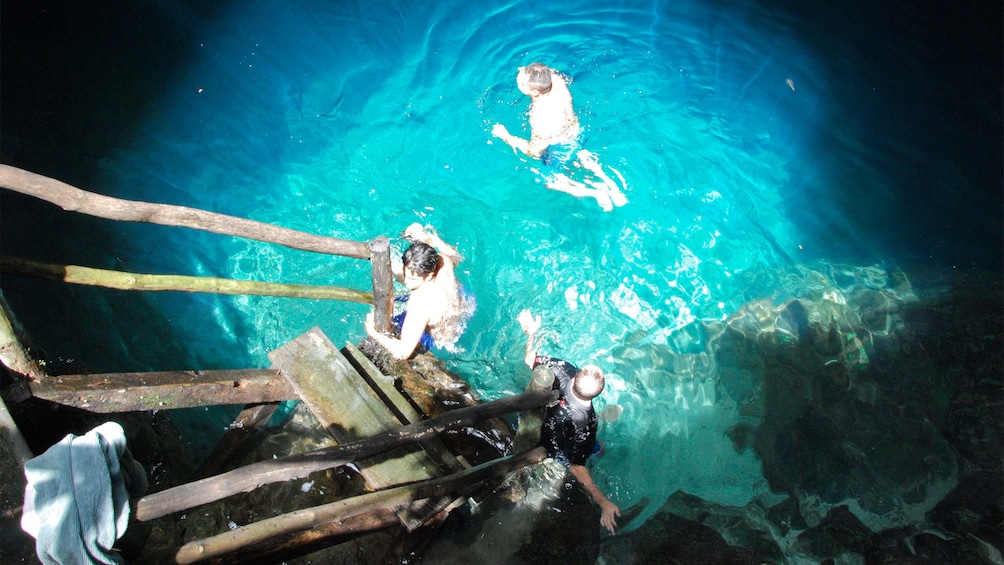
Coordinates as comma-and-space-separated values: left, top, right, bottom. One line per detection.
589, 264, 1000, 564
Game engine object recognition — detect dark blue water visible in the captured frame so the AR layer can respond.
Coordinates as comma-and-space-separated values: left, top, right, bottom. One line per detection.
2, 0, 1001, 550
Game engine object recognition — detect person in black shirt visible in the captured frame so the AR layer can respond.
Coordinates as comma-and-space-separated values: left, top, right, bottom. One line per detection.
519, 309, 621, 534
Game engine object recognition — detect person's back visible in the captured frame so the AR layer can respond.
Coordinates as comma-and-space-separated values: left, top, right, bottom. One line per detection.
536, 356, 598, 465
527, 72, 579, 154
494, 63, 579, 158
412, 258, 462, 345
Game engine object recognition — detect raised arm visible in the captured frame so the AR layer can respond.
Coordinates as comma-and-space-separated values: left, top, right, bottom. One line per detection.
403, 223, 461, 265
518, 309, 542, 368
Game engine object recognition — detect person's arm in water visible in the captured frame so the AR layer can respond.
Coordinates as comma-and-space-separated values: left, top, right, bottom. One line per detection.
568, 463, 621, 535
365, 300, 430, 360
492, 123, 541, 158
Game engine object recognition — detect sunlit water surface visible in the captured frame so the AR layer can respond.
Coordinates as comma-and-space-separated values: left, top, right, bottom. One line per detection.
18, 0, 997, 536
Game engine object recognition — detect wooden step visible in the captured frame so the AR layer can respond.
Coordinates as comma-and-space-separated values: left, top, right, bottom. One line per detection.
268, 327, 457, 531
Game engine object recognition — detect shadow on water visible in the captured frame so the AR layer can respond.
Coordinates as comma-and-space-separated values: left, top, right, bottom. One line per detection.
349, 261, 1001, 565
1, 1, 274, 462
1, 0, 267, 374
752, 0, 1003, 271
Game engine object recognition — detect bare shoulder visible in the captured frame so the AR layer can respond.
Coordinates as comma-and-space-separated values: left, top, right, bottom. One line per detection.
434, 261, 457, 291
405, 287, 436, 320
551, 72, 574, 95
547, 75, 575, 110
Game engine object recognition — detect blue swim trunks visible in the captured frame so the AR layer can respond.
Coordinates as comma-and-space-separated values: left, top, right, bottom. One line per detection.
541, 143, 578, 170
392, 310, 436, 352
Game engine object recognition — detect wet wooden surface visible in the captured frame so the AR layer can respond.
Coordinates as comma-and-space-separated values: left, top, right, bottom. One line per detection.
28, 369, 294, 412
269, 327, 446, 531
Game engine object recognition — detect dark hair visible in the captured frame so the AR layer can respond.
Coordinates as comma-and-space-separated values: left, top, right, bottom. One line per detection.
525, 63, 552, 94
573, 365, 605, 400
403, 242, 441, 277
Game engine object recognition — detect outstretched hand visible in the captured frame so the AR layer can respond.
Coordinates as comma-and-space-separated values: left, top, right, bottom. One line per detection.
402, 222, 427, 242
491, 123, 509, 139
517, 308, 541, 335
600, 500, 621, 535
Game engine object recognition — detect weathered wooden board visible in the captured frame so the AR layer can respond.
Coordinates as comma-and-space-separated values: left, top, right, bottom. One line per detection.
342, 342, 470, 529
343, 342, 468, 473
268, 327, 441, 530
27, 369, 293, 412
133, 389, 557, 522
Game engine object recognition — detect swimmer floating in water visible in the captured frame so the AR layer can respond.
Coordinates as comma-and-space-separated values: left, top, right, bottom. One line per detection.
492, 62, 627, 212
365, 223, 474, 360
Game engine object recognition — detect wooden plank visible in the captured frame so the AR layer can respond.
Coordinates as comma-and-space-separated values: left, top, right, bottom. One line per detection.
343, 342, 468, 472
208, 507, 401, 565
368, 236, 395, 332
0, 295, 45, 381
268, 328, 440, 526
2, 256, 374, 304
173, 447, 547, 564
27, 369, 294, 412
514, 364, 555, 452
134, 389, 558, 521
342, 342, 468, 530
341, 343, 423, 428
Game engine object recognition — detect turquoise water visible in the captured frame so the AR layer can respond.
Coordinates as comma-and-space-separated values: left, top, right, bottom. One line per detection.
93, 0, 814, 526
2, 0, 1000, 540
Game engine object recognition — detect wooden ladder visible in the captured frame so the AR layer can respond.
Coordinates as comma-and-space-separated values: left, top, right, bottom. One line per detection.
268, 326, 468, 531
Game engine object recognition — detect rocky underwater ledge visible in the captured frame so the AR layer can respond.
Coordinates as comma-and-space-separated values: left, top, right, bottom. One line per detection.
3, 261, 1001, 564
418, 262, 1003, 564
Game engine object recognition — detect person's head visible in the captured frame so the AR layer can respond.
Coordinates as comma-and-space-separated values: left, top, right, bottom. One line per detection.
517, 63, 553, 98
402, 242, 441, 290
572, 364, 605, 401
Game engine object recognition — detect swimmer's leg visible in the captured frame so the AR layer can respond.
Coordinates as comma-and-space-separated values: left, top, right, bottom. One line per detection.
576, 150, 628, 207
547, 173, 614, 212
608, 166, 629, 207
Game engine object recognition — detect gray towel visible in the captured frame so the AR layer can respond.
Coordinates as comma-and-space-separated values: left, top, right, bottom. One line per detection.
22, 421, 147, 565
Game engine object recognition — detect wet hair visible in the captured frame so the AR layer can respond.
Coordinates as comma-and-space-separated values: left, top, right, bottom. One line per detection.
572, 364, 605, 401
403, 242, 441, 277
524, 63, 553, 94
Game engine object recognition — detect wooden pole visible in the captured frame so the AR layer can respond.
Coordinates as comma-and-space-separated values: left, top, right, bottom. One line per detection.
27, 369, 294, 412
1, 256, 373, 304
211, 507, 400, 565
368, 236, 394, 332
0, 165, 371, 259
0, 294, 45, 382
174, 447, 546, 564
135, 389, 558, 521
513, 364, 555, 453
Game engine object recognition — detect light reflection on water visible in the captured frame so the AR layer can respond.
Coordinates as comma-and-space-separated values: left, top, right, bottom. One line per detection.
83, 0, 970, 538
